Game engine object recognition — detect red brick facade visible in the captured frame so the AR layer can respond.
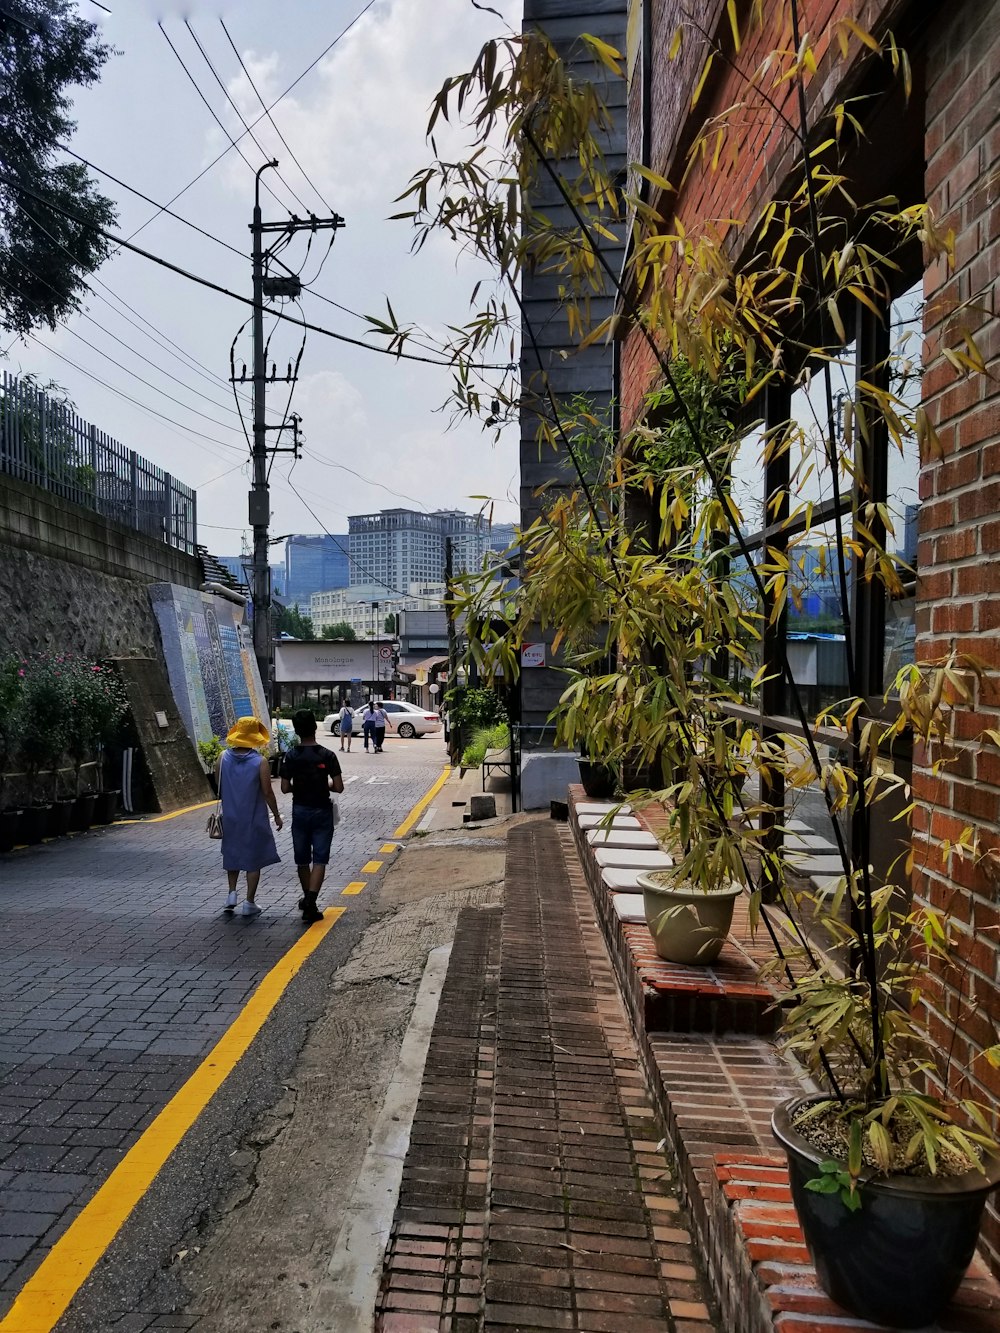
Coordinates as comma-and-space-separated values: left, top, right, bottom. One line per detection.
620, 0, 1000, 1279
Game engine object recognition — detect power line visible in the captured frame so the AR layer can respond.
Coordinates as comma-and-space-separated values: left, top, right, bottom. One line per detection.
59, 143, 249, 262
130, 0, 378, 242
58, 142, 479, 368
19, 330, 246, 459
157, 22, 297, 217
5, 252, 249, 427
308, 453, 432, 511
10, 185, 284, 419
220, 17, 333, 217
183, 19, 312, 217
3, 171, 513, 370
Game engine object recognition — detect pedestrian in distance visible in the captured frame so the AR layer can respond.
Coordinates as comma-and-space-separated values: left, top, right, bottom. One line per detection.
337, 700, 355, 753
371, 701, 393, 752
218, 717, 283, 918
361, 700, 377, 752
280, 709, 344, 924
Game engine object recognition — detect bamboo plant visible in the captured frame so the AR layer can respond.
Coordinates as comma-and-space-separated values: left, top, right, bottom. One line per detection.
374, 3, 1000, 1185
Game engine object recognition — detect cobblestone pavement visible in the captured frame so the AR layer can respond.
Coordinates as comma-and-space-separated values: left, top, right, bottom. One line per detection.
0, 734, 445, 1315
375, 819, 718, 1332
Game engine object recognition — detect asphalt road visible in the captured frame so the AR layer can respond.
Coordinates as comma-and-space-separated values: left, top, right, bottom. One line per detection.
0, 731, 446, 1329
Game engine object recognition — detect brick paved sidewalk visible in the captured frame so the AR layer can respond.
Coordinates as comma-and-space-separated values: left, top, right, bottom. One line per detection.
376, 818, 718, 1332
0, 743, 442, 1315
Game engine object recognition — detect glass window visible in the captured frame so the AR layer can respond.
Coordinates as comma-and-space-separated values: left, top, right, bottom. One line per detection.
882, 281, 923, 687
784, 344, 857, 508
728, 422, 767, 535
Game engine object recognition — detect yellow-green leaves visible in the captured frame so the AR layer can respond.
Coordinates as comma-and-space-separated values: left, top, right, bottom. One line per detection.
726, 0, 741, 54
691, 52, 714, 110
580, 33, 622, 74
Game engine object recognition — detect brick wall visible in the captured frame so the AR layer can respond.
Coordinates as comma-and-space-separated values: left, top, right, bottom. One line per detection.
619, 0, 905, 429
911, 0, 1000, 1274
619, 0, 1000, 1282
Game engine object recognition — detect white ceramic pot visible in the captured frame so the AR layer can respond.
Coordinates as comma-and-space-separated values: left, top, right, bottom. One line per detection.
636, 870, 742, 964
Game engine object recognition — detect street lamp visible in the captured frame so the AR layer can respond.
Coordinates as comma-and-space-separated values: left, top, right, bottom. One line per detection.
352, 599, 379, 697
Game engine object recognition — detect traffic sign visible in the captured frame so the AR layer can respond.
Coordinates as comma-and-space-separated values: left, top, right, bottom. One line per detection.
378, 645, 392, 660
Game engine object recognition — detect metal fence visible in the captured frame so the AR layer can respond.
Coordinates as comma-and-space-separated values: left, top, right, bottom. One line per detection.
0, 371, 197, 555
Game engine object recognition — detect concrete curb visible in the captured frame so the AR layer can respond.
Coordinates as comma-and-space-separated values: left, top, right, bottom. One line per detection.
310, 942, 452, 1330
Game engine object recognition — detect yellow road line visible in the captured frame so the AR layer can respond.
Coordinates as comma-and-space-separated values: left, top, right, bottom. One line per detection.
380, 843, 399, 854
361, 860, 383, 874
341, 881, 366, 896
0, 908, 347, 1333
130, 800, 217, 825
394, 764, 451, 837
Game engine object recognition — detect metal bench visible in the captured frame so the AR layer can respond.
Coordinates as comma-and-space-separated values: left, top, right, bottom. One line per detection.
482, 747, 512, 789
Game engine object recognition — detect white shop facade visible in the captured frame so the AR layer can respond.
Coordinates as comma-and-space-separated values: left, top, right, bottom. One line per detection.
272, 639, 401, 714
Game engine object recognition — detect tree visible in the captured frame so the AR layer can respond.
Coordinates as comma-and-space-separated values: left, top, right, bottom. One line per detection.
321, 622, 357, 641
276, 604, 313, 639
0, 0, 117, 335
383, 612, 398, 635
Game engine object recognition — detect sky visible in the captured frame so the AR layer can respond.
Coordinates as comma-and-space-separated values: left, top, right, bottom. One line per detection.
4, 0, 521, 558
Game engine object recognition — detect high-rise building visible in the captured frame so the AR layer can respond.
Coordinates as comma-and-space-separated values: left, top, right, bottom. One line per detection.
215, 555, 284, 596
347, 509, 515, 595
284, 534, 349, 607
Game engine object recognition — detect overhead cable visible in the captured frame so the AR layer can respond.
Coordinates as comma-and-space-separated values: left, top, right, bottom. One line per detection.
283, 474, 445, 603
220, 17, 334, 217
5, 251, 249, 427
3, 172, 513, 371
157, 21, 297, 217
182, 20, 312, 216
129, 0, 378, 241
19, 331, 246, 458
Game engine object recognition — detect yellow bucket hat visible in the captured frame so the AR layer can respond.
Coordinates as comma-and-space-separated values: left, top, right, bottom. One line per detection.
226, 716, 271, 750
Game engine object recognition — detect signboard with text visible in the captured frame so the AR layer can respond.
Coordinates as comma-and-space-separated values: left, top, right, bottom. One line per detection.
521, 642, 546, 668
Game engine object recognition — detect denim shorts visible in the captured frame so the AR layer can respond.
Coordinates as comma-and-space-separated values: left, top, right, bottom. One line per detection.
292, 805, 334, 866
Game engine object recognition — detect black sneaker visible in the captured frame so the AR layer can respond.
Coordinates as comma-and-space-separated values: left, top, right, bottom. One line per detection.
302, 904, 324, 924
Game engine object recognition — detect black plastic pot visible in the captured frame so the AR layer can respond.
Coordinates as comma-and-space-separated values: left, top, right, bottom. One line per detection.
578, 760, 616, 799
71, 793, 97, 832
772, 1096, 1000, 1328
0, 808, 23, 853
93, 790, 120, 825
46, 799, 75, 839
21, 804, 51, 845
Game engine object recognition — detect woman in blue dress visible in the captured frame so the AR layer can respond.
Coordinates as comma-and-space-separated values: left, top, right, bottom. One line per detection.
217, 717, 283, 918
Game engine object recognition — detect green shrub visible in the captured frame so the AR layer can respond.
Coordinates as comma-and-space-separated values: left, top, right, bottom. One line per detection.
197, 736, 225, 770
448, 686, 507, 732
461, 722, 509, 768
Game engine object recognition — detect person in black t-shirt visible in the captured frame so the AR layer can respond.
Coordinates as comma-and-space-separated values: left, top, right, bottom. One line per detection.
280, 709, 344, 924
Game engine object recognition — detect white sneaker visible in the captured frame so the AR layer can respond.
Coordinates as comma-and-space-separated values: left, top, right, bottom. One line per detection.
241, 901, 262, 918
224, 890, 237, 912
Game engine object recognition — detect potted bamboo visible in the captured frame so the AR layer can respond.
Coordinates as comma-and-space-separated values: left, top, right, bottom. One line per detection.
393, 17, 1000, 1326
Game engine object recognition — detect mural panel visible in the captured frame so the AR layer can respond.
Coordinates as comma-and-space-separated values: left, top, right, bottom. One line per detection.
150, 584, 269, 747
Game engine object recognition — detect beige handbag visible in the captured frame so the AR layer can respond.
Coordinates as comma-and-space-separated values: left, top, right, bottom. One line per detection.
206, 803, 223, 839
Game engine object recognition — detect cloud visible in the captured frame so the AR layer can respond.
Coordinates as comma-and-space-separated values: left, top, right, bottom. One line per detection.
294, 368, 368, 438
219, 0, 520, 212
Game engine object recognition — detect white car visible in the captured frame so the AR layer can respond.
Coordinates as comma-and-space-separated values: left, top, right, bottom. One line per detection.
380, 700, 442, 739
322, 702, 441, 739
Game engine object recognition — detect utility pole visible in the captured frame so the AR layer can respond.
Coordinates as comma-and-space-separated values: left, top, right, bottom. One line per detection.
249, 161, 276, 692
242, 160, 345, 701
445, 535, 458, 686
